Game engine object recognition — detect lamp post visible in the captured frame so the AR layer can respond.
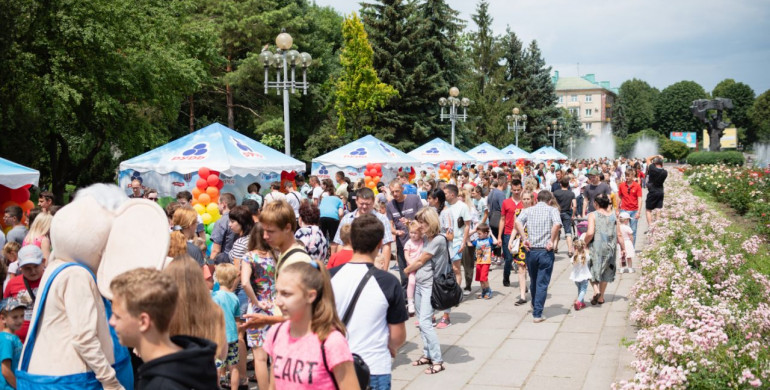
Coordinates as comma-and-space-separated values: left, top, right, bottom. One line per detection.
258, 29, 313, 156
438, 87, 470, 147
547, 119, 563, 148
506, 107, 527, 147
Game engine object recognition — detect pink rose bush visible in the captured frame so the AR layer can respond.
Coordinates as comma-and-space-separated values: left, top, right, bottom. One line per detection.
614, 169, 770, 389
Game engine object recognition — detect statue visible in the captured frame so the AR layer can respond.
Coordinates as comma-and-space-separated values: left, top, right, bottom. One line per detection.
690, 98, 733, 151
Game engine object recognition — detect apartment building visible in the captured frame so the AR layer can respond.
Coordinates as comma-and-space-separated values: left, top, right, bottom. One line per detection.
552, 71, 617, 137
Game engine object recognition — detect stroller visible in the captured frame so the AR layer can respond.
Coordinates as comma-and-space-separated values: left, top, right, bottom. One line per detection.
573, 217, 588, 240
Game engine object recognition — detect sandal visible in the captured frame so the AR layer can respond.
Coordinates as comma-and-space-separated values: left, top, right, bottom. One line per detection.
591, 294, 599, 305
514, 297, 527, 306
477, 292, 485, 299
597, 297, 605, 304
425, 363, 445, 375
412, 356, 432, 366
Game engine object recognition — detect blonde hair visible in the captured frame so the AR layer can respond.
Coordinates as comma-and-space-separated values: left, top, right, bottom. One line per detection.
524, 177, 538, 193
169, 207, 197, 257
26, 213, 52, 242
110, 268, 178, 333
407, 220, 421, 232
572, 239, 588, 265
280, 262, 345, 341
2, 242, 20, 258
214, 263, 239, 290
164, 255, 227, 359
415, 207, 440, 238
260, 200, 297, 232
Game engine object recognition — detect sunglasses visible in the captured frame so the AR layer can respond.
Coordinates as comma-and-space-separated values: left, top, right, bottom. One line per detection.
148, 197, 158, 201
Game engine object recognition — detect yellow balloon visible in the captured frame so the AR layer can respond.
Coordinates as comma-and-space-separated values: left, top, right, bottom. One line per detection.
193, 203, 205, 215
206, 203, 219, 215
201, 212, 213, 225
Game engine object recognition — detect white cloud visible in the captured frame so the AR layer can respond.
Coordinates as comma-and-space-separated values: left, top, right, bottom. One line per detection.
315, 0, 770, 93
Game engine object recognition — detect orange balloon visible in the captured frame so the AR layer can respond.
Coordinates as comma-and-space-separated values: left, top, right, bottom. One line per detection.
192, 187, 202, 199
206, 186, 219, 199
191, 199, 199, 206
21, 200, 34, 211
198, 193, 211, 205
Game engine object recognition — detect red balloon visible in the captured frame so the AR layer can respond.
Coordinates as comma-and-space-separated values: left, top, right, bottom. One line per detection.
207, 174, 220, 187
196, 178, 207, 190
198, 167, 210, 179
10, 187, 29, 204
373, 163, 381, 171
209, 170, 220, 177
216, 180, 224, 190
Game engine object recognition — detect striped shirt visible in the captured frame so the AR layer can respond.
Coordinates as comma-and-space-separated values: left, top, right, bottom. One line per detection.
333, 209, 394, 246
517, 202, 561, 248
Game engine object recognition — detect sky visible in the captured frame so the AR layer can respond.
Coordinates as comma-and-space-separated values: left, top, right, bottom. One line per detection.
313, 0, 770, 95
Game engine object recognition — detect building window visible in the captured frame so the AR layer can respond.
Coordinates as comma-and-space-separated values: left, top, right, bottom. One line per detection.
585, 94, 592, 102
585, 108, 593, 117
570, 95, 578, 102
569, 108, 579, 118
585, 122, 592, 131
558, 96, 564, 103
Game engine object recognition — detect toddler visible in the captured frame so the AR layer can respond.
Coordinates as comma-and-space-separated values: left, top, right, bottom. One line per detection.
403, 221, 423, 316
472, 223, 496, 299
618, 213, 635, 273
570, 239, 592, 311
211, 263, 243, 389
327, 225, 353, 269
0, 298, 25, 390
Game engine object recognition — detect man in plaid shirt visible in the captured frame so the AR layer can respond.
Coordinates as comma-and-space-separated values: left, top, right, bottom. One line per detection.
514, 190, 562, 323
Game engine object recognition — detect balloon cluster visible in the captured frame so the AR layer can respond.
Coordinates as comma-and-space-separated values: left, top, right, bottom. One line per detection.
437, 161, 455, 181
190, 167, 224, 247
0, 185, 33, 233
489, 160, 499, 168
364, 163, 382, 190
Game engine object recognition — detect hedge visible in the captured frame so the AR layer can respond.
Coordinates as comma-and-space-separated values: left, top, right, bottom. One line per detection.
686, 151, 744, 166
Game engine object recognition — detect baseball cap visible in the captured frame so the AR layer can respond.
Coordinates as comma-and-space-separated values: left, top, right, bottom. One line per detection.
1, 298, 26, 312
619, 212, 631, 220
17, 245, 44, 268
588, 168, 600, 176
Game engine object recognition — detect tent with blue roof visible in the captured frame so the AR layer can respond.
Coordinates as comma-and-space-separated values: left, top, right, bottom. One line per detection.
408, 138, 475, 177
311, 135, 419, 183
0, 157, 39, 189
500, 144, 534, 161
118, 122, 304, 199
530, 146, 568, 161
466, 143, 509, 164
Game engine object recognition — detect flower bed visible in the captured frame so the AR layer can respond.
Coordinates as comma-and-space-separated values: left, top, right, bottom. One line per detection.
614, 169, 770, 389
686, 164, 770, 236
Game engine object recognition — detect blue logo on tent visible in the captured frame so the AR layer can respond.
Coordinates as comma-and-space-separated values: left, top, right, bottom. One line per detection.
232, 137, 253, 152
348, 147, 367, 156
478, 149, 487, 154
319, 165, 329, 175
230, 136, 263, 159
426, 147, 439, 154
506, 151, 514, 154
380, 143, 392, 153
173, 143, 209, 161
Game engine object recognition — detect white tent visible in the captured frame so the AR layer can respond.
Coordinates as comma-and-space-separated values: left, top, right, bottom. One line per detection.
311, 135, 419, 183
465, 143, 509, 163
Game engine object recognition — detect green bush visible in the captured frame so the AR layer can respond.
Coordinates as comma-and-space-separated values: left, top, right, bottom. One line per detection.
686, 151, 744, 166
661, 139, 690, 161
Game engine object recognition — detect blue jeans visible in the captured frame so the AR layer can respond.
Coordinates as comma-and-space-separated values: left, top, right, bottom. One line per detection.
502, 234, 513, 280
620, 209, 638, 245
370, 374, 391, 390
526, 249, 555, 318
575, 280, 588, 302
415, 283, 442, 363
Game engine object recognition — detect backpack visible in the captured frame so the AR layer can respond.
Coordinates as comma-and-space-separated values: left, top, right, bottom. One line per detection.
430, 235, 463, 310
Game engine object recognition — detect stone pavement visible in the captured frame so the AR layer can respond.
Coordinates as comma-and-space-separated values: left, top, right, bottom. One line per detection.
390, 215, 647, 390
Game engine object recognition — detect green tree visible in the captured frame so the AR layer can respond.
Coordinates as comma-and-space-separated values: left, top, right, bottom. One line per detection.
749, 89, 770, 143
519, 40, 560, 150
654, 80, 708, 135
611, 95, 628, 138
334, 13, 397, 139
616, 78, 659, 134
712, 78, 756, 141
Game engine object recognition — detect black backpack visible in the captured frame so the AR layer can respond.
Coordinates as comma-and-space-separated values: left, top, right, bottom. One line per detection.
430, 235, 463, 310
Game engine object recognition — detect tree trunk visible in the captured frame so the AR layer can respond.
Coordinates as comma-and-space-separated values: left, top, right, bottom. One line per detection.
189, 95, 195, 133
226, 56, 234, 129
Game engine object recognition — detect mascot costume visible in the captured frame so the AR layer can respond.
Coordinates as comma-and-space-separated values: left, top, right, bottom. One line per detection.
15, 184, 170, 389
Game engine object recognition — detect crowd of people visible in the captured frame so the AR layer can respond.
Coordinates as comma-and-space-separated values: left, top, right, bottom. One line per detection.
0, 154, 667, 389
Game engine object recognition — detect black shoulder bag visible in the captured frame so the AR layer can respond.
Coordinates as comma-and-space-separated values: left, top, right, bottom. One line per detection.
430, 235, 463, 310
325, 266, 375, 390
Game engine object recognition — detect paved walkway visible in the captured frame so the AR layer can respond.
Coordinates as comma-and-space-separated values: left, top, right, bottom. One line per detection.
391, 216, 646, 390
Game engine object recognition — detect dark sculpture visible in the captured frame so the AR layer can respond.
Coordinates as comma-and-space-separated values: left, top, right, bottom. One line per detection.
691, 98, 733, 152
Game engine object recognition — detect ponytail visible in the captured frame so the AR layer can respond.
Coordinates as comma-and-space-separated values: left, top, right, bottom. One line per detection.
168, 231, 187, 258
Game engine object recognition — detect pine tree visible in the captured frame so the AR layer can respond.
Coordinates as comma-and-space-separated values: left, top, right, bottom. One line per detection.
519, 40, 559, 150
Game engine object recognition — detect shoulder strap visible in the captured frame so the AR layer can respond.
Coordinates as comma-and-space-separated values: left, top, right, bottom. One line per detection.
340, 266, 376, 325
277, 247, 308, 272
19, 262, 95, 371
271, 321, 285, 344
23, 277, 36, 303
290, 192, 300, 203
321, 338, 340, 390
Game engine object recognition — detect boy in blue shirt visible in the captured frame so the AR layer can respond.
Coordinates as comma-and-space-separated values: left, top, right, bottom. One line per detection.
0, 298, 25, 390
472, 224, 497, 299
212, 263, 243, 390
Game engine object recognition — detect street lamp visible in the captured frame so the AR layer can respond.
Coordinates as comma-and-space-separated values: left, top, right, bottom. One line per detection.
438, 87, 470, 147
506, 107, 527, 147
258, 29, 313, 156
547, 119, 563, 148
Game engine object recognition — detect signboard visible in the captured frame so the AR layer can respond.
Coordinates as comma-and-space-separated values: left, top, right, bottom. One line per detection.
702, 128, 737, 150
669, 132, 697, 148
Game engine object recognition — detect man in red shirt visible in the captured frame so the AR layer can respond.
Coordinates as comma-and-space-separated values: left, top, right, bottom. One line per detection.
4, 245, 46, 342
496, 179, 524, 289
618, 167, 643, 245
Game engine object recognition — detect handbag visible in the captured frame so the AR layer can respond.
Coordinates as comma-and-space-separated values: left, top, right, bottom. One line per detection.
430, 235, 463, 311
489, 209, 501, 231
16, 262, 134, 390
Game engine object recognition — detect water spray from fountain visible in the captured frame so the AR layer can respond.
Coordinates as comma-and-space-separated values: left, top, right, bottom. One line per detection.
575, 131, 616, 159
630, 138, 659, 159
755, 143, 770, 168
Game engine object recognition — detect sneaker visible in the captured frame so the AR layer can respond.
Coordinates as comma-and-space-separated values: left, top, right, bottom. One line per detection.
502, 279, 510, 287
463, 288, 471, 296
573, 301, 581, 311
533, 317, 545, 323
436, 317, 451, 329
628, 268, 636, 273
484, 289, 493, 299
408, 302, 415, 316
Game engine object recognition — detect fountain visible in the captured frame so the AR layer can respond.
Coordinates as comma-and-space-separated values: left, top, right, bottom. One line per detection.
755, 143, 770, 168
630, 137, 659, 159
575, 131, 616, 159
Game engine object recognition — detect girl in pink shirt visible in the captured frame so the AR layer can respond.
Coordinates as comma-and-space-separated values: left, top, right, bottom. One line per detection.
403, 221, 424, 316
263, 261, 358, 389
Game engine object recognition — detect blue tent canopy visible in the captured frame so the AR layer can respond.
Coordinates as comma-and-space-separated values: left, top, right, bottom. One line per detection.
0, 157, 39, 189
408, 138, 475, 164
465, 143, 509, 163
500, 145, 534, 160
311, 135, 419, 184
531, 146, 568, 161
118, 123, 304, 198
